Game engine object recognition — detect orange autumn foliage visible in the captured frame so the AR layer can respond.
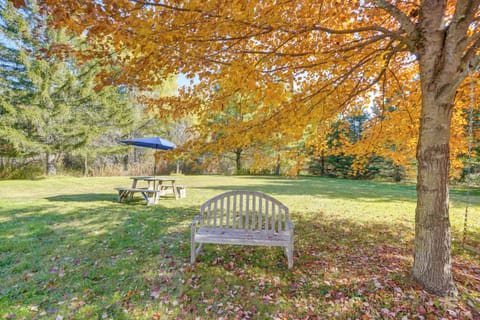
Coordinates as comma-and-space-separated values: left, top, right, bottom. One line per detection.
38, 0, 479, 176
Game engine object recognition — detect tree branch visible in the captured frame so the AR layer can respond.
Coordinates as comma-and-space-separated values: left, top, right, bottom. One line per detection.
446, 0, 480, 55
132, 0, 277, 34
446, 41, 480, 99
132, 0, 213, 15
300, 50, 383, 104
461, 30, 480, 70
302, 40, 405, 120
374, 0, 417, 42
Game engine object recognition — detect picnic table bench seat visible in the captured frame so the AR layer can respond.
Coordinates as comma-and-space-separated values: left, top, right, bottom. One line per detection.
114, 176, 185, 205
114, 187, 163, 205
175, 185, 187, 199
191, 190, 294, 269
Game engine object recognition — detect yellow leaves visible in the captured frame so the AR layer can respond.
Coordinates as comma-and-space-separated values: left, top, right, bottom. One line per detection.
37, 0, 479, 179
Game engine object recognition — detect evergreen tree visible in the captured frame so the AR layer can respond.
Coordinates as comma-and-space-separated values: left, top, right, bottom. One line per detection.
0, 1, 136, 175
0, 0, 43, 159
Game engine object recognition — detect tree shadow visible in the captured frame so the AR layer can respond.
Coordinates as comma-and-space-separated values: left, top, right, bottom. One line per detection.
2, 197, 479, 319
46, 193, 118, 203
3, 174, 480, 318
1, 201, 200, 317
45, 193, 181, 204
184, 211, 479, 318
195, 179, 418, 202
194, 176, 480, 206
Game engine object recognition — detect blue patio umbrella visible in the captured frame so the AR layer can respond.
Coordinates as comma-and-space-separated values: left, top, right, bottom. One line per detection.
119, 136, 176, 175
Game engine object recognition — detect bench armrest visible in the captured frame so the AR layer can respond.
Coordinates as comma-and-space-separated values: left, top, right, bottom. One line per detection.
191, 215, 201, 227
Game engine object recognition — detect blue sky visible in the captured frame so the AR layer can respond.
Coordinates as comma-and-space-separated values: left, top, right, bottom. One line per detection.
176, 73, 198, 90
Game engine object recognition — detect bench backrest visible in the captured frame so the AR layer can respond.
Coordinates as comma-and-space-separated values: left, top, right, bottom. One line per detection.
200, 190, 289, 233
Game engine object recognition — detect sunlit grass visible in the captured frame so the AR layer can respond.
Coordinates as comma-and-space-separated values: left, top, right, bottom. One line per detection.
0, 175, 479, 319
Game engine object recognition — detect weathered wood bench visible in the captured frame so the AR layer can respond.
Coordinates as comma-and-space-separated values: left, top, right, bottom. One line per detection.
191, 190, 294, 269
114, 187, 162, 205
156, 184, 186, 199
175, 185, 187, 199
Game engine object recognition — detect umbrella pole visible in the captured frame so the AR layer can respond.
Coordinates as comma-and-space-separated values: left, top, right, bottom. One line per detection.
155, 148, 159, 178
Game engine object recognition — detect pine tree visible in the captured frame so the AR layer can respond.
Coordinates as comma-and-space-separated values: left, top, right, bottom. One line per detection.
0, 1, 137, 175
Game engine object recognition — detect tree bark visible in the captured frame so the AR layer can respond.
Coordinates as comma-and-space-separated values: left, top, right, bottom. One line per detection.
274, 153, 281, 175
45, 152, 56, 176
412, 38, 457, 294
83, 154, 88, 177
122, 154, 129, 171
321, 150, 325, 176
235, 148, 242, 173
413, 91, 456, 295
408, 0, 473, 296
176, 161, 181, 174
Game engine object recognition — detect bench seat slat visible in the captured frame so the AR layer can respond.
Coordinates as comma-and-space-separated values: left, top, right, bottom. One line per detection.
195, 227, 292, 246
115, 187, 161, 193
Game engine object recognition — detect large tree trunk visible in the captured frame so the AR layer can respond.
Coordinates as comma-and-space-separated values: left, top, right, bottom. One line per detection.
274, 154, 281, 175
235, 148, 242, 173
46, 152, 56, 176
409, 0, 470, 295
413, 89, 456, 295
412, 23, 459, 293
83, 154, 88, 177
176, 161, 181, 174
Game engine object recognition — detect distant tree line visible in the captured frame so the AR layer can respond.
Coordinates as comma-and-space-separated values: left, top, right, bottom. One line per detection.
0, 1, 178, 178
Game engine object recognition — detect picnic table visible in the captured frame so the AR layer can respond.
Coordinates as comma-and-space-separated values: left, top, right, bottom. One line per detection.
114, 176, 182, 205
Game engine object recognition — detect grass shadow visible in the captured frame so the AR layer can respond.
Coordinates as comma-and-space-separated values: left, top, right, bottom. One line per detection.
1, 176, 479, 319
182, 211, 479, 318
46, 193, 118, 203
45, 193, 181, 204
1, 201, 200, 318
195, 176, 480, 206
195, 176, 417, 201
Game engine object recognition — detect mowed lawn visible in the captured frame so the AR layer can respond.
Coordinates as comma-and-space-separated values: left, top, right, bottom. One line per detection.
0, 175, 479, 319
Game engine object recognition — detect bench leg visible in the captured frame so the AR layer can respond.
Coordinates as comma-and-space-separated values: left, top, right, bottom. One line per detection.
140, 191, 150, 205
283, 239, 294, 269
196, 244, 203, 255
153, 189, 160, 204
173, 184, 179, 200
175, 186, 186, 199
191, 226, 196, 264
118, 190, 129, 203
142, 191, 158, 205
191, 229, 203, 264
286, 241, 294, 269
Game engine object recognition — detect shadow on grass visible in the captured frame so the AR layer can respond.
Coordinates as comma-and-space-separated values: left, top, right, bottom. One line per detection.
196, 176, 480, 206
46, 193, 118, 203
1, 201, 200, 318
2, 190, 479, 318
183, 213, 479, 318
195, 176, 416, 201
45, 193, 182, 205
179, 213, 419, 318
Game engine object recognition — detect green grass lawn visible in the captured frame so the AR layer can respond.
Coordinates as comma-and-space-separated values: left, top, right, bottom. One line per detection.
0, 175, 479, 319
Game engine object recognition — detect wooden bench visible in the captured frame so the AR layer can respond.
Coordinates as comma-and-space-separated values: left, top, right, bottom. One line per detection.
114, 187, 162, 205
175, 185, 186, 199
190, 190, 294, 269
156, 184, 185, 199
